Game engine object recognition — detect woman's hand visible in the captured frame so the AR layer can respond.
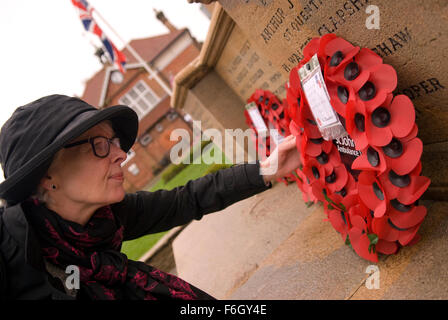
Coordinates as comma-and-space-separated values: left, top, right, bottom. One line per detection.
260, 135, 301, 184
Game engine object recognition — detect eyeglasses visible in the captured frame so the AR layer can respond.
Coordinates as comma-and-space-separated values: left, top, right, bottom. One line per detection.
64, 136, 122, 158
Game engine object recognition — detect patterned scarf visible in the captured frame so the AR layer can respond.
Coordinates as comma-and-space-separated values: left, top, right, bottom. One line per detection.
23, 199, 215, 300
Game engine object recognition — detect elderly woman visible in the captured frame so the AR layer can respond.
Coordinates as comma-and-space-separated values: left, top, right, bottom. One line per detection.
0, 95, 300, 300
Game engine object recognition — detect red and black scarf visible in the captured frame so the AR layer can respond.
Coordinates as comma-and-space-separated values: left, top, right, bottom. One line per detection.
23, 199, 214, 300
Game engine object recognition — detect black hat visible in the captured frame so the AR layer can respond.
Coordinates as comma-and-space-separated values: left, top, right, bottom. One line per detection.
0, 94, 138, 205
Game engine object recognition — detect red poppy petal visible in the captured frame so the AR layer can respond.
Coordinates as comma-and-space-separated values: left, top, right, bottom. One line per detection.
366, 121, 393, 147
324, 37, 356, 57
352, 147, 387, 174
303, 37, 321, 60
378, 171, 400, 199
358, 181, 381, 213
362, 89, 388, 113
289, 120, 302, 137
369, 64, 398, 93
351, 130, 369, 150
388, 138, 423, 175
376, 239, 398, 255
328, 209, 349, 235
332, 165, 349, 192
397, 175, 431, 205
350, 214, 367, 231
355, 48, 383, 70
305, 140, 323, 157
289, 66, 301, 94
402, 125, 418, 142
327, 82, 354, 118
389, 95, 415, 138
328, 62, 370, 93
398, 223, 421, 246
318, 33, 338, 55
348, 228, 378, 262
389, 205, 427, 229
372, 216, 400, 242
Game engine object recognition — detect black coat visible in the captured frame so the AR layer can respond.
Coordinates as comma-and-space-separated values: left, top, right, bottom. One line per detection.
0, 162, 271, 299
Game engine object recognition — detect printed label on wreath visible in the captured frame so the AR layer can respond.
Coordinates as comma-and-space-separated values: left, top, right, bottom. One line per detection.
245, 102, 268, 137
299, 54, 346, 141
334, 134, 362, 180
268, 121, 285, 147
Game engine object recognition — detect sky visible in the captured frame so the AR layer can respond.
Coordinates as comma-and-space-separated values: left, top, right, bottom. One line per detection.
0, 0, 211, 182
0, 0, 211, 125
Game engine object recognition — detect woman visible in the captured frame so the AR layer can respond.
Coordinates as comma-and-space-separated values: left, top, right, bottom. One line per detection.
0, 94, 300, 300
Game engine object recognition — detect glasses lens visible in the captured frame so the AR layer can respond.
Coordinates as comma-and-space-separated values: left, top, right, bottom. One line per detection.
111, 137, 121, 149
92, 137, 109, 157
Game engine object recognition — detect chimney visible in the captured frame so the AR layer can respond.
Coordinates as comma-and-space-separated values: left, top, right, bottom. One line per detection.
154, 8, 177, 33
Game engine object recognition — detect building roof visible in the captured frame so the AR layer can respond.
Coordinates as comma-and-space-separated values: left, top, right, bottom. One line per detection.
81, 29, 187, 107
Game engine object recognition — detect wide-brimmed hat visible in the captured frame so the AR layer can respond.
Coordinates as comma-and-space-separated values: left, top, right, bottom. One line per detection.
0, 94, 138, 205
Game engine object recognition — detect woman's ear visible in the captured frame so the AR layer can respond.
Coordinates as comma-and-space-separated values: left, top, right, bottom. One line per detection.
39, 175, 54, 192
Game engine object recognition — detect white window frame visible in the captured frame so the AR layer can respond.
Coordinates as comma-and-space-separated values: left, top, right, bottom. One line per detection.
139, 133, 153, 146
121, 148, 136, 167
119, 80, 161, 120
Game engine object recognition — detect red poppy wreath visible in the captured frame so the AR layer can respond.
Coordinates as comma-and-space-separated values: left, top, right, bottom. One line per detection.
244, 89, 296, 185
284, 34, 431, 262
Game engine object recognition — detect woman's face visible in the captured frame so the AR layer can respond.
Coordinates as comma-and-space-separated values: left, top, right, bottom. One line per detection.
45, 121, 127, 207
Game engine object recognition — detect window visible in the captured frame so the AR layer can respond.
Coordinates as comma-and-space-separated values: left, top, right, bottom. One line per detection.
166, 112, 177, 121
121, 148, 136, 167
128, 163, 140, 176
155, 123, 164, 132
119, 80, 160, 119
139, 133, 153, 146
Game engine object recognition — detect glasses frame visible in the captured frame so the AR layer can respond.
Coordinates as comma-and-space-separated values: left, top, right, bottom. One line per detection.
64, 135, 121, 158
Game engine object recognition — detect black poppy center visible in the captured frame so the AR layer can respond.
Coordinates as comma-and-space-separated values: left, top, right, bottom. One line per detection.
317, 151, 329, 164
367, 147, 380, 167
388, 170, 411, 188
382, 138, 403, 158
336, 188, 347, 197
337, 86, 349, 104
390, 199, 412, 212
330, 50, 344, 67
372, 182, 384, 200
371, 107, 391, 128
354, 113, 365, 132
344, 62, 360, 81
359, 81, 376, 101
325, 171, 336, 183
312, 166, 320, 179
310, 137, 324, 144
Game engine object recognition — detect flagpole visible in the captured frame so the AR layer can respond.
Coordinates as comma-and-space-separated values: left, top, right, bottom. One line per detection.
91, 7, 173, 96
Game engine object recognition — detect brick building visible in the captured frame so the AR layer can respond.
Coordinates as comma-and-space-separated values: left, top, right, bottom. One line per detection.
81, 10, 201, 192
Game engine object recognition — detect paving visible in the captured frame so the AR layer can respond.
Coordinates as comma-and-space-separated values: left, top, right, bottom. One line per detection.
172, 180, 448, 300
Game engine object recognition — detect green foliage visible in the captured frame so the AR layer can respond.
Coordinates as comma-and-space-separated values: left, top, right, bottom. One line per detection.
367, 233, 378, 253
161, 140, 213, 183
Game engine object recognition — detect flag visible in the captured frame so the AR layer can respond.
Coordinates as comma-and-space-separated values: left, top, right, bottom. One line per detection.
71, 0, 126, 73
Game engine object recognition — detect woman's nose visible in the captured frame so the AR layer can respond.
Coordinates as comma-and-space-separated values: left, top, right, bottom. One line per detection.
110, 143, 127, 165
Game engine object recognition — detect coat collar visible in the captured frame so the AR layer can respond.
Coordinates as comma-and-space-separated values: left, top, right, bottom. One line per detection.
2, 201, 46, 271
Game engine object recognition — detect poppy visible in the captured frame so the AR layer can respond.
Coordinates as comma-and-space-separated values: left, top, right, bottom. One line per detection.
358, 171, 388, 218
365, 94, 415, 147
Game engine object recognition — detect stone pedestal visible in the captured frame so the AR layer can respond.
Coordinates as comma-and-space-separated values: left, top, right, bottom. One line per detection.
173, 1, 448, 199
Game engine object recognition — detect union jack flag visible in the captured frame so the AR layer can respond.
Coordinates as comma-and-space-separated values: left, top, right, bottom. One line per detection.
71, 0, 126, 73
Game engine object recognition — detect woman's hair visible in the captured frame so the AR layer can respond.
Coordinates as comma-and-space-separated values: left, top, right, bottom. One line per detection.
30, 184, 49, 204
